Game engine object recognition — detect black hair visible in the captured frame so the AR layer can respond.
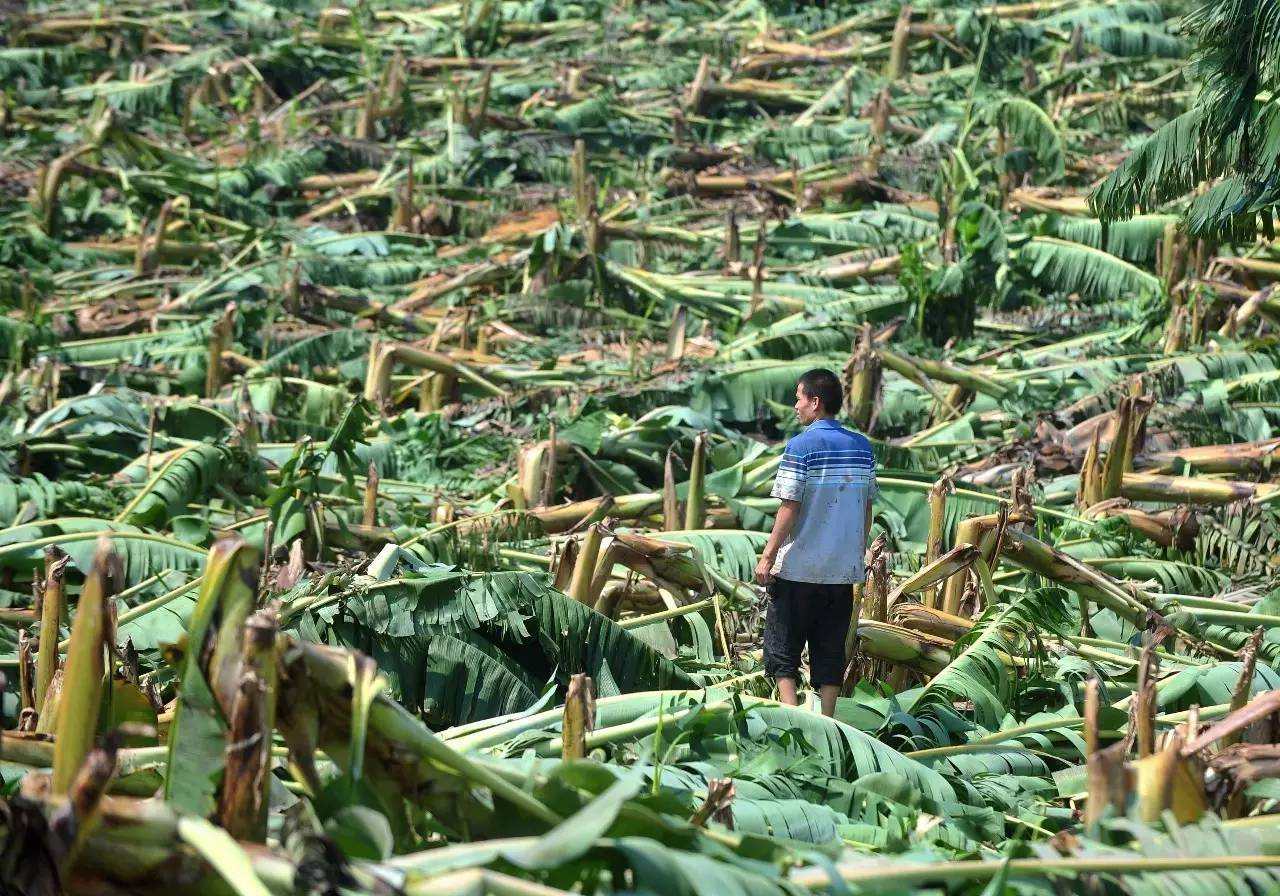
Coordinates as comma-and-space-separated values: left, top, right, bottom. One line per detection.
798, 368, 843, 415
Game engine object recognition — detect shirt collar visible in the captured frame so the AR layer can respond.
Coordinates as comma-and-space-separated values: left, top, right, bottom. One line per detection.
806, 418, 840, 431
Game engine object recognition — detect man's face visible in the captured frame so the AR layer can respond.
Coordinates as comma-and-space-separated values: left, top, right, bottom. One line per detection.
794, 384, 821, 425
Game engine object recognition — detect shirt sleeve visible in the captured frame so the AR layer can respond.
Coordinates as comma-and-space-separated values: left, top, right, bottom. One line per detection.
771, 439, 808, 502
860, 436, 878, 501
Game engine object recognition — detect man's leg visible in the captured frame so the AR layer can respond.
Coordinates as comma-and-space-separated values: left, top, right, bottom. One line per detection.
809, 584, 854, 718
764, 579, 803, 705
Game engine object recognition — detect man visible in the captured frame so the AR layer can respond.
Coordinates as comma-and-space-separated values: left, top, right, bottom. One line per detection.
754, 368, 876, 717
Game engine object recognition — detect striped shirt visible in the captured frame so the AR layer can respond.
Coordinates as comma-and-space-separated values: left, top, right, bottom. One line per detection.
769, 418, 877, 584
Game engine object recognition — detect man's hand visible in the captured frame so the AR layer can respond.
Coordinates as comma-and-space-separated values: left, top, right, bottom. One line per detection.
757, 500, 799, 586
755, 553, 775, 585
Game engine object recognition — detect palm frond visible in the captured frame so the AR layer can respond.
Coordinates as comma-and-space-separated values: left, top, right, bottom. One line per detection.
1017, 236, 1161, 298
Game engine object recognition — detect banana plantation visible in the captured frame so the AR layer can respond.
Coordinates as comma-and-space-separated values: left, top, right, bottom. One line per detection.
7, 0, 1280, 892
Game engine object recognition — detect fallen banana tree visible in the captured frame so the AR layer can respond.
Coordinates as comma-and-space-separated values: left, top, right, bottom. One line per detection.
5, 0, 1280, 889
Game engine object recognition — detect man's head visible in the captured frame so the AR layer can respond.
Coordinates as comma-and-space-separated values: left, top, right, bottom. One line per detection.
794, 368, 842, 425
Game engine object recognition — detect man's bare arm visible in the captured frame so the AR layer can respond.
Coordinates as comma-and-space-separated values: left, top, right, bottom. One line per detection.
755, 499, 801, 584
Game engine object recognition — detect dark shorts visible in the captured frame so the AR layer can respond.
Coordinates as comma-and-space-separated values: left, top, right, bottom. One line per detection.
764, 578, 854, 687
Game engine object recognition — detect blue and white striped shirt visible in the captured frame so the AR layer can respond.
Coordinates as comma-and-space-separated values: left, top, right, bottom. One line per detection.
769, 418, 877, 584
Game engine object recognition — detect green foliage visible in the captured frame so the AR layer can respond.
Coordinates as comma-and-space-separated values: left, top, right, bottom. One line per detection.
3, 0, 1280, 891
977, 96, 1065, 184
1091, 0, 1280, 236
298, 568, 699, 727
1049, 215, 1177, 265
1017, 236, 1161, 300
119, 444, 263, 527
914, 587, 1075, 731
916, 202, 1007, 345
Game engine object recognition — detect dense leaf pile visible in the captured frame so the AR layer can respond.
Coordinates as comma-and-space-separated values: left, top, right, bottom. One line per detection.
4, 0, 1280, 893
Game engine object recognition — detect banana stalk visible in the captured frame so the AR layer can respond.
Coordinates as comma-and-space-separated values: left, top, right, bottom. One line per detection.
890, 603, 973, 641
879, 348, 1010, 399
1142, 438, 1280, 475
207, 543, 262, 713
35, 547, 69, 711
942, 514, 1011, 616
922, 475, 953, 608
865, 87, 890, 175
889, 542, 977, 609
586, 538, 622, 608
856, 620, 950, 675
52, 539, 115, 795
572, 139, 590, 221
1084, 679, 1130, 827
364, 339, 504, 407
541, 421, 558, 508
362, 460, 379, 527
841, 583, 864, 676
204, 302, 236, 399
819, 252, 904, 284
216, 610, 279, 842
865, 536, 889, 623
1099, 396, 1135, 500
37, 670, 65, 734
1121, 396, 1154, 473
844, 324, 881, 433
1134, 649, 1157, 759
885, 4, 913, 79
596, 579, 667, 620
1003, 529, 1148, 627
527, 494, 661, 533
1133, 734, 1206, 823
684, 433, 707, 530
610, 531, 705, 592
1078, 427, 1102, 509
662, 447, 681, 531
390, 158, 416, 230
567, 524, 605, 605
516, 439, 549, 507
1182, 690, 1280, 756
1090, 500, 1199, 550
667, 304, 687, 361
690, 778, 734, 828
36, 112, 113, 235
165, 535, 260, 817
17, 629, 34, 713
1163, 304, 1188, 354
1190, 293, 1204, 345
1120, 472, 1280, 505
723, 209, 739, 264
562, 673, 595, 760
1224, 628, 1265, 750
617, 598, 713, 629
551, 539, 578, 592
60, 739, 121, 874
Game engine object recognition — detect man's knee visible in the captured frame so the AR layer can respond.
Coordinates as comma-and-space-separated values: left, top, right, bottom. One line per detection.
764, 644, 801, 681
764, 581, 803, 681
808, 650, 846, 688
